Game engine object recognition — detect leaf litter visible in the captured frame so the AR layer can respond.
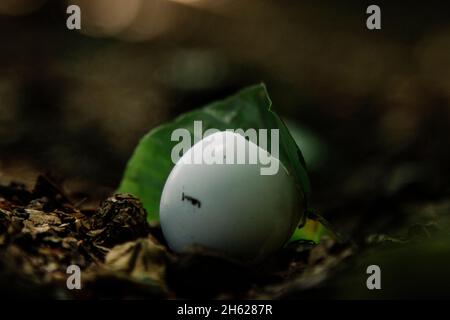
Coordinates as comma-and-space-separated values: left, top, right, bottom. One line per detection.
0, 174, 449, 299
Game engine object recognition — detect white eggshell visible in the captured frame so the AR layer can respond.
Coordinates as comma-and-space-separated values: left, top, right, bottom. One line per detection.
160, 131, 302, 263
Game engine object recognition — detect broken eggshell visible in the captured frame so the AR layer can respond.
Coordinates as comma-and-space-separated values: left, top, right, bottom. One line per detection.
159, 131, 303, 263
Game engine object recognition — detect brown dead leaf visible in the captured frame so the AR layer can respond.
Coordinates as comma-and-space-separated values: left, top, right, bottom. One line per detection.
105, 237, 168, 290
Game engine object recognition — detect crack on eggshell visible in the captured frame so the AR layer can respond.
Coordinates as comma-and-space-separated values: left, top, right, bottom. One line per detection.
181, 192, 201, 208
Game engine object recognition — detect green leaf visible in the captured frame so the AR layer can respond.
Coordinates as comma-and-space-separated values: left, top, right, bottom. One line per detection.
118, 84, 311, 223
289, 211, 340, 244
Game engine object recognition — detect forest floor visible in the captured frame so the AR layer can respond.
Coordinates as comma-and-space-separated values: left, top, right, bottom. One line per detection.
1, 171, 449, 299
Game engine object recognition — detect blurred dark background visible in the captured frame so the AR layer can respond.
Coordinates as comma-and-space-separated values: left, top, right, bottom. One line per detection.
1, 0, 449, 239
